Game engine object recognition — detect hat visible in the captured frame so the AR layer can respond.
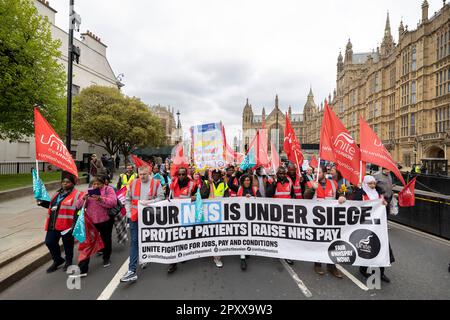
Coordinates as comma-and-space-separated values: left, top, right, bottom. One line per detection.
61, 172, 77, 185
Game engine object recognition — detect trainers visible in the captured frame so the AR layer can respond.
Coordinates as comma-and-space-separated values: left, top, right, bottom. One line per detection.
167, 263, 177, 274
62, 262, 72, 272
240, 259, 247, 271
381, 274, 391, 283
120, 271, 137, 283
214, 257, 223, 268
46, 259, 65, 274
285, 259, 294, 266
69, 273, 88, 278
314, 263, 325, 276
103, 260, 111, 268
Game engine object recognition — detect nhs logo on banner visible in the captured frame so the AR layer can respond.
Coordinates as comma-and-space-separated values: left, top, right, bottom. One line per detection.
180, 202, 223, 225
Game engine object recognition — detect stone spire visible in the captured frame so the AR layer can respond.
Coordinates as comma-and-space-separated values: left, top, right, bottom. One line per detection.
275, 94, 279, 110
381, 11, 394, 56
399, 20, 405, 39
337, 51, 344, 73
345, 39, 353, 64
422, 0, 429, 23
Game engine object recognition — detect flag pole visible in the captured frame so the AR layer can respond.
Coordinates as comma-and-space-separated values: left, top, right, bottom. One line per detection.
316, 157, 321, 183
359, 161, 363, 185
35, 159, 40, 180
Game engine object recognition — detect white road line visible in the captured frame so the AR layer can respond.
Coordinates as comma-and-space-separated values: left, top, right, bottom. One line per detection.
97, 258, 129, 300
279, 260, 313, 298
336, 265, 369, 291
388, 221, 450, 247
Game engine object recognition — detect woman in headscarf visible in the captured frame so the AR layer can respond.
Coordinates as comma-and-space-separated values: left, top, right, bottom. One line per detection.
38, 172, 84, 273
353, 175, 395, 283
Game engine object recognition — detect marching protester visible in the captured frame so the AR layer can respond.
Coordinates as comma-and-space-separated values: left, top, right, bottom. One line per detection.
116, 165, 137, 190
208, 169, 229, 268
89, 154, 105, 185
304, 166, 346, 279
166, 167, 209, 274
353, 175, 395, 283
331, 167, 352, 199
121, 166, 165, 283
236, 174, 261, 271
225, 165, 240, 197
76, 175, 117, 276
374, 168, 395, 214
287, 163, 303, 199
38, 173, 83, 273
266, 167, 295, 265
254, 166, 271, 197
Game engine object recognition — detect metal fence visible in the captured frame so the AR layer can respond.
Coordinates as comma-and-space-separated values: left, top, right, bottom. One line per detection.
0, 162, 82, 175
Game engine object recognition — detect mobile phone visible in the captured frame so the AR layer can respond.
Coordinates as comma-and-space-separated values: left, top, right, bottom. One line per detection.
88, 188, 101, 196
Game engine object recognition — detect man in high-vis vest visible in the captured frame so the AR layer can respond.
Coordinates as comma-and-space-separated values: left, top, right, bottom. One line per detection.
287, 163, 304, 199
116, 165, 137, 190
304, 166, 347, 279
38, 173, 84, 273
207, 169, 229, 268
120, 166, 164, 283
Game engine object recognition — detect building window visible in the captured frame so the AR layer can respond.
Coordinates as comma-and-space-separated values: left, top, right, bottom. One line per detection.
436, 105, 450, 133
401, 115, 409, 137
411, 46, 417, 71
351, 90, 357, 106
389, 122, 395, 139
411, 81, 417, 104
339, 100, 344, 113
436, 68, 450, 97
372, 124, 380, 136
389, 93, 396, 114
401, 84, 410, 106
403, 154, 411, 167
375, 73, 380, 92
410, 113, 416, 136
390, 67, 396, 88
402, 50, 410, 76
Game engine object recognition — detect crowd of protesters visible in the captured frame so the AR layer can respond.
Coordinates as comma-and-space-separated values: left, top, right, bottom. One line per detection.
38, 154, 403, 284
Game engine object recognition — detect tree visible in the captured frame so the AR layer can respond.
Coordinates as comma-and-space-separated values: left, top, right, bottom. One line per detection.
73, 86, 165, 160
0, 0, 66, 141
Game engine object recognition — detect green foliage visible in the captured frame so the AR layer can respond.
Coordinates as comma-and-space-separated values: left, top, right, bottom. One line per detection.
0, 0, 66, 141
73, 86, 165, 158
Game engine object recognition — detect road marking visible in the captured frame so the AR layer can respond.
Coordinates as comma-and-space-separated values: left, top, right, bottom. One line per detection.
389, 221, 450, 247
336, 265, 369, 291
97, 258, 129, 300
279, 260, 313, 298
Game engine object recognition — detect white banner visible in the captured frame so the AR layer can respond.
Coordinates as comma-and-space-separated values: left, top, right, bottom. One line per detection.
138, 198, 390, 267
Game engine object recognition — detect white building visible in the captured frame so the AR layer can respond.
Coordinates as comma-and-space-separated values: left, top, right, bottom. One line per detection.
0, 0, 122, 167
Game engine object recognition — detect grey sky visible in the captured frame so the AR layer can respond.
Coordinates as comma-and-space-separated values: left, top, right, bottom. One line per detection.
50, 0, 443, 142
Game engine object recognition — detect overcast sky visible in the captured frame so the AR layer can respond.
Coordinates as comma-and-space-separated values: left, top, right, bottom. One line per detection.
50, 0, 443, 143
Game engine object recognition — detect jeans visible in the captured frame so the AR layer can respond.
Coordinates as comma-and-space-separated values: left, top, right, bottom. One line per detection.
45, 230, 74, 264
79, 219, 114, 273
128, 220, 139, 273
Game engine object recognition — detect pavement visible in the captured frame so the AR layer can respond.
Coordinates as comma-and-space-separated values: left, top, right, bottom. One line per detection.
0, 218, 449, 300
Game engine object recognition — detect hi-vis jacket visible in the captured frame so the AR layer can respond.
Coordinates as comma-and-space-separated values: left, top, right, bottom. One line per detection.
274, 177, 294, 199
129, 179, 162, 222
45, 189, 83, 232
306, 180, 338, 200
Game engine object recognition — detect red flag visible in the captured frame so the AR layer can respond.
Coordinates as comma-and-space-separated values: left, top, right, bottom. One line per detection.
360, 118, 406, 186
77, 214, 105, 262
170, 142, 190, 177
34, 107, 78, 177
257, 129, 270, 168
131, 155, 151, 170
319, 103, 335, 163
270, 141, 281, 174
398, 177, 417, 207
284, 114, 304, 169
322, 102, 361, 186
310, 155, 318, 169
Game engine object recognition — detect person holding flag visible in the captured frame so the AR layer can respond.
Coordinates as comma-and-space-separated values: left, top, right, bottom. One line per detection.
120, 166, 165, 283
353, 175, 395, 283
224, 165, 241, 197
304, 166, 347, 278
287, 163, 303, 199
38, 173, 84, 273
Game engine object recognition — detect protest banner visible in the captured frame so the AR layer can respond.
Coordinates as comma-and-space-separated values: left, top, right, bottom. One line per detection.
192, 123, 226, 170
138, 197, 390, 267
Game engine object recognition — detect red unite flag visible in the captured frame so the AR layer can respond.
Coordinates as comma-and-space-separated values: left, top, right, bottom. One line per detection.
77, 214, 105, 262
34, 107, 78, 177
310, 155, 319, 169
360, 118, 406, 186
131, 155, 151, 170
284, 114, 304, 169
398, 177, 417, 207
320, 102, 361, 186
270, 141, 281, 174
170, 142, 190, 177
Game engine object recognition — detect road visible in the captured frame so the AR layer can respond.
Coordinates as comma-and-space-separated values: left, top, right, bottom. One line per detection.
1, 221, 449, 300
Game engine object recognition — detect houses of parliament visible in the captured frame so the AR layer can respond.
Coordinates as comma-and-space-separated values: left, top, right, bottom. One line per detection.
242, 1, 450, 169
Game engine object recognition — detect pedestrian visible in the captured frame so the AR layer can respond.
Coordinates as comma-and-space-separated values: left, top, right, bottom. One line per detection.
236, 174, 261, 270
89, 154, 105, 184
266, 167, 295, 265
120, 166, 165, 283
373, 168, 396, 215
38, 172, 84, 273
115, 154, 121, 169
304, 166, 346, 278
353, 175, 394, 283
116, 165, 137, 190
76, 175, 117, 277
208, 169, 229, 268
287, 163, 303, 199
167, 167, 208, 274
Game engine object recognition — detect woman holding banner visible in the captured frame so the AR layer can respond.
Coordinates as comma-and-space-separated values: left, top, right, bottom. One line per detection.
353, 175, 395, 283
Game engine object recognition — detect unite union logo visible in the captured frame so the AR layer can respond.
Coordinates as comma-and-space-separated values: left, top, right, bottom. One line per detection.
333, 132, 356, 157
40, 134, 71, 157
